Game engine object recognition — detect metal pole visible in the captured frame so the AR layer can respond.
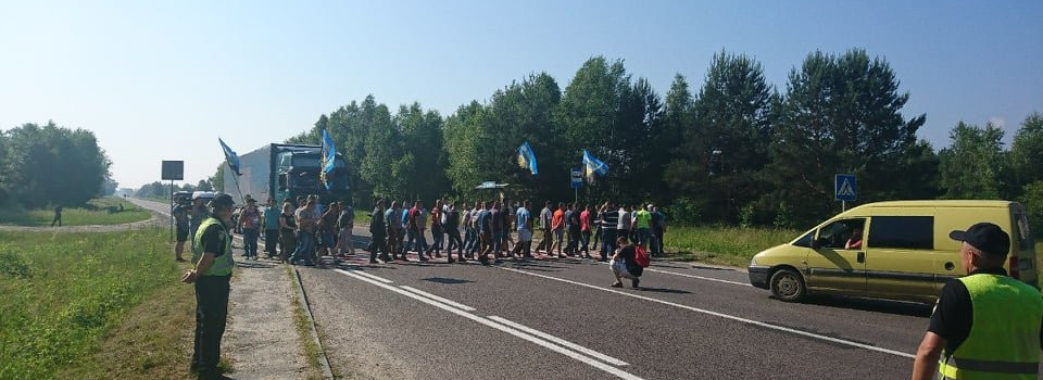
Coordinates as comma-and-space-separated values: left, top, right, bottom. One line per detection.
842, 200, 846, 213
170, 179, 174, 242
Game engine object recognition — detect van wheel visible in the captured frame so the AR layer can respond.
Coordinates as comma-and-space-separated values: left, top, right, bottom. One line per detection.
770, 268, 806, 302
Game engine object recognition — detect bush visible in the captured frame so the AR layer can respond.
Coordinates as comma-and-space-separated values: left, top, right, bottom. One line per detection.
1020, 181, 1043, 237
668, 197, 703, 225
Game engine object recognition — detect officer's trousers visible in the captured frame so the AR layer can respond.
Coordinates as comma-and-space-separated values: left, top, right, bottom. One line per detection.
192, 275, 230, 374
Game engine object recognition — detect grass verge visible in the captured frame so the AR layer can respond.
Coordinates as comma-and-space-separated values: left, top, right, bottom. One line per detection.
0, 197, 152, 227
0, 228, 192, 379
663, 225, 802, 267
288, 266, 323, 380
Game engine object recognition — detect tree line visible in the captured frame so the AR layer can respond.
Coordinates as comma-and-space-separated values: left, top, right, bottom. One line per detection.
275, 48, 1043, 231
0, 122, 113, 209
135, 179, 214, 200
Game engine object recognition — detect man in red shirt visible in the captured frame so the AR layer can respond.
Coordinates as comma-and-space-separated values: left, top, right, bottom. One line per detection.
550, 202, 566, 258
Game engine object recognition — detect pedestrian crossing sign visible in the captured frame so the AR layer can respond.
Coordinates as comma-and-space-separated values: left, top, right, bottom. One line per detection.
835, 174, 857, 201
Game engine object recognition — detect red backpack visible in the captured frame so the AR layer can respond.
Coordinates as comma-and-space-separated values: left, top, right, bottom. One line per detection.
634, 244, 650, 268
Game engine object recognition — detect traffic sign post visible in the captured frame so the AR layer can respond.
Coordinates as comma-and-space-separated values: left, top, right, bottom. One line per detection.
162, 160, 184, 242
835, 174, 857, 212
570, 168, 583, 204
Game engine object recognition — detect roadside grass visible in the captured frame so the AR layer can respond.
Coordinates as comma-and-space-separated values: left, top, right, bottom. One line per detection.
0, 197, 151, 227
0, 228, 191, 379
664, 225, 802, 267
287, 266, 323, 380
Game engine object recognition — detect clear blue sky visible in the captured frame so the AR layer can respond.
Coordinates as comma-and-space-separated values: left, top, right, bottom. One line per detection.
1, 1, 1040, 188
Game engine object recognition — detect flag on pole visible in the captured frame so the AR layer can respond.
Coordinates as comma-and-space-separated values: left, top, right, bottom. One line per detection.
582, 149, 608, 183
516, 141, 538, 176
218, 138, 241, 176
320, 129, 337, 191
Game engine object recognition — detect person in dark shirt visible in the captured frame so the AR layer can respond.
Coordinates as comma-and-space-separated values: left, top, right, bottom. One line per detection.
181, 193, 235, 379
601, 202, 619, 261
610, 236, 643, 289
368, 201, 387, 264
173, 201, 190, 262
445, 202, 463, 263
489, 202, 503, 257
50, 205, 63, 227
912, 222, 1043, 379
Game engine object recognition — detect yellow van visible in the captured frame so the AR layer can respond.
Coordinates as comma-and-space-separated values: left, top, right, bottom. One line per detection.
747, 200, 1037, 303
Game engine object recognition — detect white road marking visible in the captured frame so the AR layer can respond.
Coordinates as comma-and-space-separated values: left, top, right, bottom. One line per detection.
334, 269, 644, 380
348, 269, 395, 284
486, 316, 629, 367
615, 263, 751, 287
498, 266, 916, 359
399, 286, 477, 312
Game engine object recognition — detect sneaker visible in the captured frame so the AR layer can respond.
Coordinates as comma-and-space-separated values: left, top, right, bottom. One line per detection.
419, 256, 429, 262
610, 281, 623, 288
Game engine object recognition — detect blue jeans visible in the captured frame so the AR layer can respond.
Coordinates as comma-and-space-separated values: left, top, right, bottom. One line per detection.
601, 229, 617, 260
291, 232, 316, 264
243, 228, 259, 257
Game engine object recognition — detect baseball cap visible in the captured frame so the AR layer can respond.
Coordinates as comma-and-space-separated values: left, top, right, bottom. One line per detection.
949, 222, 1010, 257
209, 192, 235, 209
245, 195, 256, 203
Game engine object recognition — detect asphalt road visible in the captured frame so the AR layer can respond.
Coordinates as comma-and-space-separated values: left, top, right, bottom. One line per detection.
132, 198, 931, 379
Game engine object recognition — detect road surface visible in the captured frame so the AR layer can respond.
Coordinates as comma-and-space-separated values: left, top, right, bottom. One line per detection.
132, 198, 933, 379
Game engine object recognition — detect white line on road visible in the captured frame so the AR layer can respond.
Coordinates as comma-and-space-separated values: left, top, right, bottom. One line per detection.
596, 262, 751, 286
348, 269, 395, 284
486, 316, 629, 367
399, 286, 477, 312
498, 266, 916, 359
334, 269, 644, 380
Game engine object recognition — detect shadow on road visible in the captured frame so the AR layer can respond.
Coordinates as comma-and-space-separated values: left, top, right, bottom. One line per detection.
636, 287, 692, 294
794, 294, 933, 318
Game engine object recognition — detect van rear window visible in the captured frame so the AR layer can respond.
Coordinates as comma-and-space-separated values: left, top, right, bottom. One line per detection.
868, 216, 934, 250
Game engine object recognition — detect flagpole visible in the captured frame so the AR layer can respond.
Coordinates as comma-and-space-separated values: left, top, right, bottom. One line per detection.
230, 165, 244, 203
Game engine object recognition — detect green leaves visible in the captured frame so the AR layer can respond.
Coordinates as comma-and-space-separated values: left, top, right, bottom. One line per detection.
1, 122, 111, 208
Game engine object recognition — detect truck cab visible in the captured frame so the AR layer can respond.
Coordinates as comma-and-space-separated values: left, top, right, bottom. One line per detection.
274, 150, 349, 206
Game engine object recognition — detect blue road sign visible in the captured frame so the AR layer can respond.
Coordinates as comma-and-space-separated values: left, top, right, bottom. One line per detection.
835, 174, 857, 202
570, 168, 583, 189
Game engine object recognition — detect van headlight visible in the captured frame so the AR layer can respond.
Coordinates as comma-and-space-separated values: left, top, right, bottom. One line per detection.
750, 255, 759, 266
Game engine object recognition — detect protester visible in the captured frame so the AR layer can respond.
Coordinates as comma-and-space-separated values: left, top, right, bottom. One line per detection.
50, 205, 63, 227
291, 199, 319, 266
618, 204, 632, 243
172, 199, 190, 262
368, 200, 388, 264
513, 200, 533, 258
189, 194, 209, 251
238, 196, 261, 260
336, 201, 355, 256
428, 200, 444, 258
610, 236, 643, 289
536, 201, 553, 254
551, 202, 566, 258
385, 202, 404, 260
477, 201, 495, 265
466, 202, 481, 259
592, 203, 605, 252
278, 202, 296, 264
651, 205, 666, 256
401, 201, 413, 254
580, 204, 593, 258
262, 198, 281, 259
489, 202, 504, 258
318, 202, 339, 257
566, 203, 582, 255
633, 204, 653, 247
601, 202, 619, 261
445, 201, 464, 262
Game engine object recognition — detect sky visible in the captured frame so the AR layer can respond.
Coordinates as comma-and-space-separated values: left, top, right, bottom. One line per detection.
1, 1, 1040, 189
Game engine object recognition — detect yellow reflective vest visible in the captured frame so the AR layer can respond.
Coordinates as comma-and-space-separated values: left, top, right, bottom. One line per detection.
191, 217, 234, 277
938, 273, 1042, 380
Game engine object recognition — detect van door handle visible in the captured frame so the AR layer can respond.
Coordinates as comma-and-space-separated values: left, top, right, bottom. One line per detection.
857, 252, 865, 263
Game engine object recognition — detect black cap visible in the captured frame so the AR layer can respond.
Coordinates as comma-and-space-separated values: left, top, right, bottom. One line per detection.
209, 192, 235, 209
950, 222, 1010, 257
245, 195, 256, 203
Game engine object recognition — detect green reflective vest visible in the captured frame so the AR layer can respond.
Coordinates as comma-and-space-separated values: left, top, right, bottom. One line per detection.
634, 210, 652, 229
191, 217, 234, 277
939, 273, 1042, 380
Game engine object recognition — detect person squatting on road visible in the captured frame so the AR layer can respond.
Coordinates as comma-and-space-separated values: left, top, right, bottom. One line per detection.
238, 195, 261, 260
911, 222, 1043, 380
610, 236, 643, 289
182, 192, 236, 380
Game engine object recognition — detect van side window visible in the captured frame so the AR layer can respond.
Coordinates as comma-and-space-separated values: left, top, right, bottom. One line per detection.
793, 231, 813, 247
1015, 213, 1033, 249
867, 216, 933, 250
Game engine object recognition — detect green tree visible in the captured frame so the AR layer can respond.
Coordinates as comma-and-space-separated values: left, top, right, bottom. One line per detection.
938, 121, 1007, 199
360, 99, 401, 200
1010, 113, 1043, 192
5, 122, 110, 208
767, 49, 926, 225
669, 51, 774, 224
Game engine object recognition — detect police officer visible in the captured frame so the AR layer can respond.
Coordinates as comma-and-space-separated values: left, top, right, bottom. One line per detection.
912, 222, 1043, 380
183, 192, 235, 379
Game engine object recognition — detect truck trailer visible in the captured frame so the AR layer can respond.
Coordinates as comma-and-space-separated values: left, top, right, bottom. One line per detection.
222, 143, 350, 206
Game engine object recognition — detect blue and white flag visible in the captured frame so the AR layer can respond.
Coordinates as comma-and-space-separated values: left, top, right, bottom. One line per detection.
320, 129, 337, 191
516, 141, 538, 176
218, 138, 241, 176
582, 149, 608, 183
